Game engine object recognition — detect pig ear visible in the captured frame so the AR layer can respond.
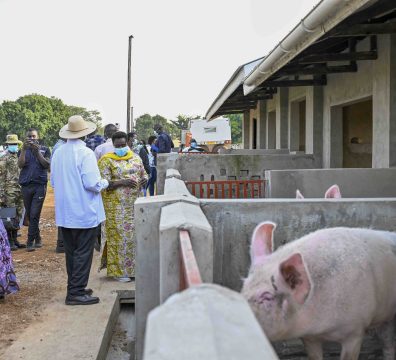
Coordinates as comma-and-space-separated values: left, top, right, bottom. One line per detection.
296, 189, 304, 199
325, 184, 341, 198
251, 222, 276, 265
279, 253, 311, 304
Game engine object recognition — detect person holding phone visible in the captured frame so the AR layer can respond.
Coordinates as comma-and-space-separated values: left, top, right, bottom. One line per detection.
18, 128, 51, 251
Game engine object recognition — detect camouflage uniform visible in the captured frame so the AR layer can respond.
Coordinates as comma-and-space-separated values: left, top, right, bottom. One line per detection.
0, 151, 24, 231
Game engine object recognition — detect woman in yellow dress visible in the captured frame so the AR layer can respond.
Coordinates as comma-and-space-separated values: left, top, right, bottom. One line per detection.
98, 131, 147, 282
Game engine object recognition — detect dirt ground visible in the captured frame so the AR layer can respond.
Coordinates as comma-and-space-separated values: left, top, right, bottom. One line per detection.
0, 187, 67, 356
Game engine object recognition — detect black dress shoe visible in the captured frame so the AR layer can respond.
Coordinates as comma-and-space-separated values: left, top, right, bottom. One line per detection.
84, 288, 93, 296
65, 294, 99, 306
15, 240, 26, 248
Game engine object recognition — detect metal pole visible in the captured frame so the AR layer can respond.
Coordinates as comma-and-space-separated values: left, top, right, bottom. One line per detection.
127, 35, 134, 133
131, 106, 134, 131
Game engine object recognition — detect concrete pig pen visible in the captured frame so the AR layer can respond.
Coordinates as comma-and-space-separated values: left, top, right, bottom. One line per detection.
156, 153, 317, 194
135, 182, 396, 359
265, 168, 396, 198
200, 198, 396, 359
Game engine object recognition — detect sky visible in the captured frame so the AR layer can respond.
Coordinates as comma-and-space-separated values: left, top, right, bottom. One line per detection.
0, 0, 319, 129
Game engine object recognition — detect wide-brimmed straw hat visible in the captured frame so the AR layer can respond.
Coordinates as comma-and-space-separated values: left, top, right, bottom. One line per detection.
59, 115, 97, 139
5, 134, 22, 144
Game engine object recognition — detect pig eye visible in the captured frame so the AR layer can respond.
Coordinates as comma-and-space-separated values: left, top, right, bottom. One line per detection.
255, 291, 274, 304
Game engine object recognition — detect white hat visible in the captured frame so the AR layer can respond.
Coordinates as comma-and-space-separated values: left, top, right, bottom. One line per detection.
59, 115, 97, 139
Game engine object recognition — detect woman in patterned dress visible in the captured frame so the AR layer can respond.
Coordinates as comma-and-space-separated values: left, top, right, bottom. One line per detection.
0, 218, 19, 299
98, 131, 147, 282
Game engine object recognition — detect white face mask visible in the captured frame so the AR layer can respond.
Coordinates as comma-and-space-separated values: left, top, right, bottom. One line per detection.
153, 131, 158, 136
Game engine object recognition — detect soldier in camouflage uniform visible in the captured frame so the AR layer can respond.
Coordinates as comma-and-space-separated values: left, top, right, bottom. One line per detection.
0, 134, 25, 250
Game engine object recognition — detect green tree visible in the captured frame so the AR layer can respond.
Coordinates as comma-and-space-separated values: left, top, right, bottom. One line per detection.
170, 114, 200, 131
135, 113, 179, 142
224, 114, 242, 144
0, 94, 102, 146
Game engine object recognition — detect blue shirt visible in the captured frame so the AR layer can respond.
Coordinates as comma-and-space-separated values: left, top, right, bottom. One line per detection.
50, 139, 108, 229
19, 146, 51, 186
155, 132, 173, 153
85, 134, 105, 151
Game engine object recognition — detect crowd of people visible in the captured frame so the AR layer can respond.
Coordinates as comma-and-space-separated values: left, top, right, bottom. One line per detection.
0, 116, 173, 304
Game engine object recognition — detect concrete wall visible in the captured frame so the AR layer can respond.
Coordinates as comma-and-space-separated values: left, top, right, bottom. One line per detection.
322, 40, 373, 168
200, 198, 396, 291
265, 168, 396, 198
218, 149, 290, 155
136, 168, 396, 358
135, 170, 212, 360
144, 284, 277, 360
157, 153, 316, 194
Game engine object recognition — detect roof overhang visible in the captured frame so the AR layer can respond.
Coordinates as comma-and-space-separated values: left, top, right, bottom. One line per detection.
205, 0, 396, 119
243, 0, 378, 95
205, 58, 263, 120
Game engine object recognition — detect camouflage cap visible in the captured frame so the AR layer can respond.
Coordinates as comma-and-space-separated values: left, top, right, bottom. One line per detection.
5, 134, 22, 144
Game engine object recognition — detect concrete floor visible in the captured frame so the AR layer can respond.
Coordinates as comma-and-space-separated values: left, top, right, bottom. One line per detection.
2, 255, 134, 360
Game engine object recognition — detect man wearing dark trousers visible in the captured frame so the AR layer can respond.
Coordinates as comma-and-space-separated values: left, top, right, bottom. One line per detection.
18, 128, 51, 252
51, 115, 108, 305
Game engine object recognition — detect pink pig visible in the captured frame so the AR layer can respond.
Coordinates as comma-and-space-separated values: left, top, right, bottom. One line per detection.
241, 222, 396, 360
296, 184, 342, 199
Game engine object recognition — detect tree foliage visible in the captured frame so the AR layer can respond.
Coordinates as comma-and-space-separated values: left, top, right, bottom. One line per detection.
0, 94, 102, 146
170, 114, 200, 131
134, 113, 179, 142
223, 114, 242, 144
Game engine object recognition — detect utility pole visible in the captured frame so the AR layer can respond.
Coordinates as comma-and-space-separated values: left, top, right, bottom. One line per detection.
131, 106, 134, 131
126, 35, 134, 133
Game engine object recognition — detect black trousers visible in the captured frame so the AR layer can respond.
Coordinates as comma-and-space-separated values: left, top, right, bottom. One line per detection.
21, 183, 47, 244
59, 227, 96, 297
56, 227, 64, 250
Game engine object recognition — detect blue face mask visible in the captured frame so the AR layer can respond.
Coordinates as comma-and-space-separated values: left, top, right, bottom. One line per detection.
8, 145, 18, 153
114, 146, 129, 157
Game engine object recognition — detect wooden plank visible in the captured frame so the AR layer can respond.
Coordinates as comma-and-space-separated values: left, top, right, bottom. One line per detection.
179, 230, 202, 289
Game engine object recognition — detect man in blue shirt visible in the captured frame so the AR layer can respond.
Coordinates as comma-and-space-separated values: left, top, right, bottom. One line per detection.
153, 124, 174, 153
85, 132, 105, 151
51, 115, 108, 305
18, 128, 51, 252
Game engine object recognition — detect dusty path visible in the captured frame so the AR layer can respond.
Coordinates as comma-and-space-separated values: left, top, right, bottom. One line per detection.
0, 187, 67, 356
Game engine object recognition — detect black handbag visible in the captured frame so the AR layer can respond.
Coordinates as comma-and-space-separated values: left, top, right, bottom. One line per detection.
0, 207, 19, 231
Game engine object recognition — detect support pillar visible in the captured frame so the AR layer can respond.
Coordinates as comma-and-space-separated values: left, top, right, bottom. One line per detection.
276, 88, 289, 149
306, 86, 324, 167
243, 110, 250, 149
330, 105, 343, 168
267, 111, 276, 149
373, 34, 396, 168
258, 100, 267, 149
289, 101, 300, 151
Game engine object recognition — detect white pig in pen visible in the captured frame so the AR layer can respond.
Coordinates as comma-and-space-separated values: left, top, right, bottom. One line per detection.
242, 222, 396, 360
296, 184, 342, 199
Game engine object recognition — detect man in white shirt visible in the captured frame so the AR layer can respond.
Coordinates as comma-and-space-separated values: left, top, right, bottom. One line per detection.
94, 124, 117, 161
51, 115, 109, 306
